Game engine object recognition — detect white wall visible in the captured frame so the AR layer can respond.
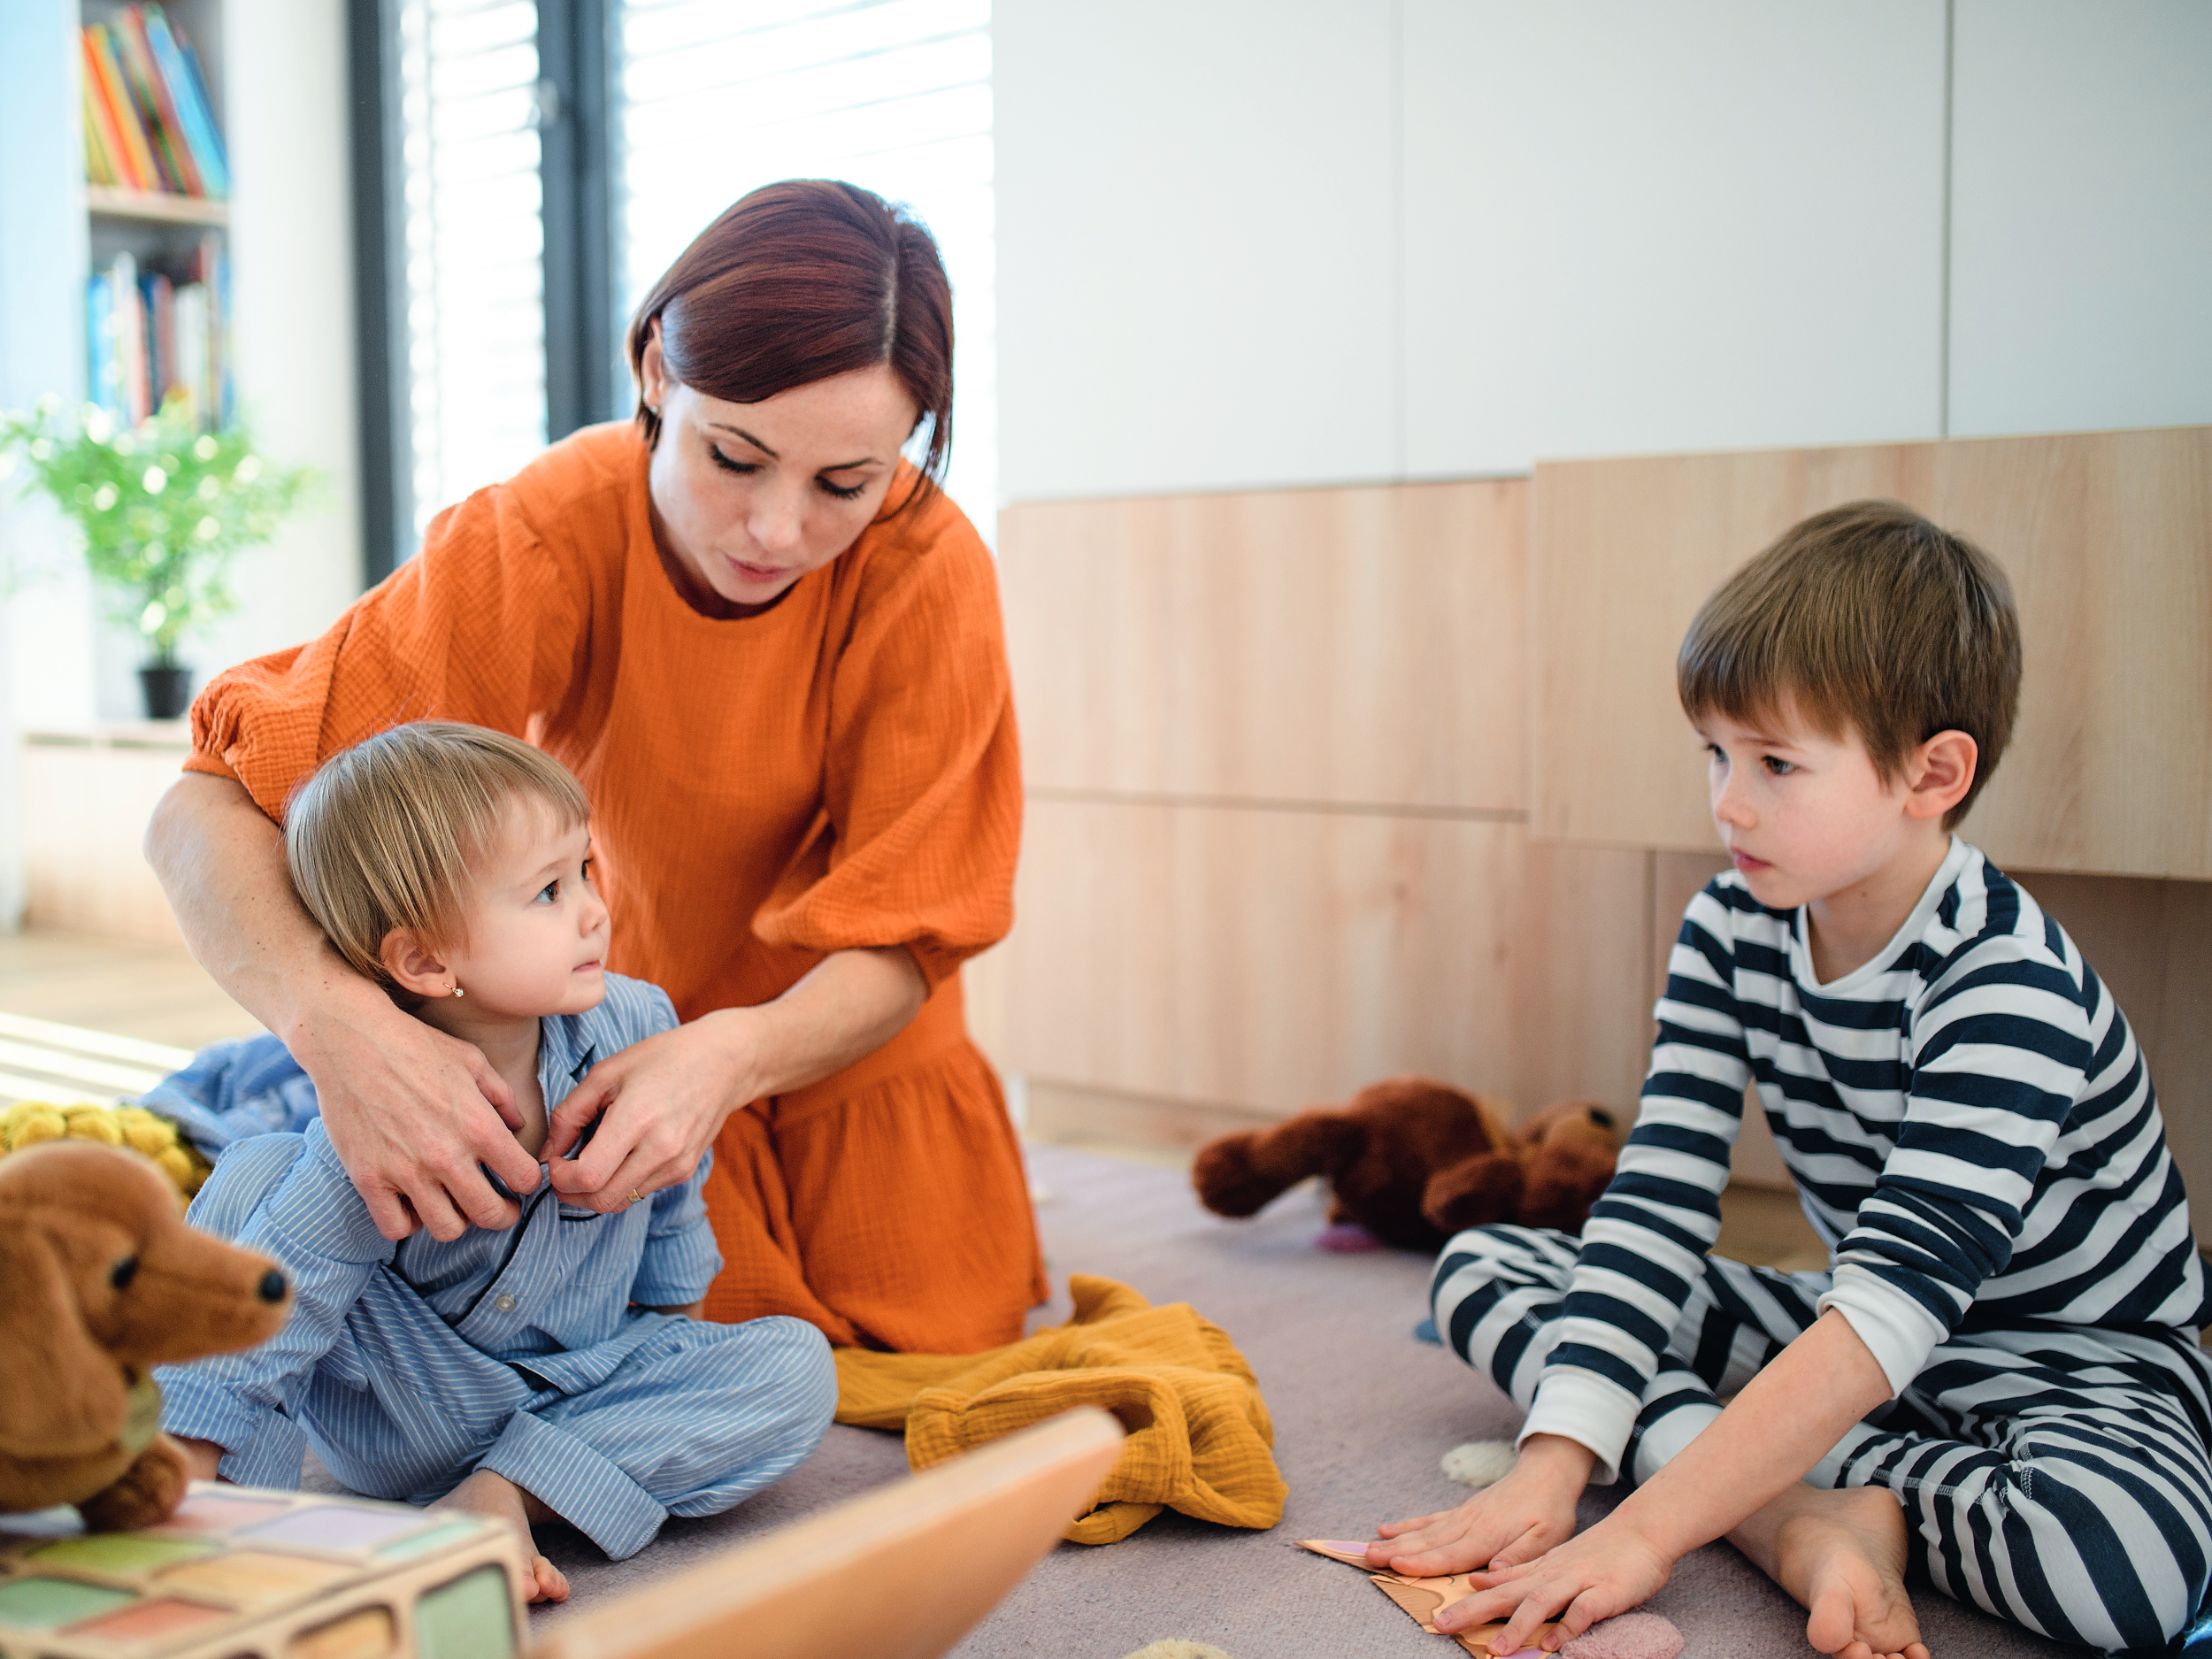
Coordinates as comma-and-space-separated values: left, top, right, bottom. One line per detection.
0, 0, 359, 733
996, 0, 2212, 503
1402, 0, 1946, 477
0, 0, 91, 924
193, 0, 362, 682
995, 1, 1402, 501
1949, 0, 2212, 438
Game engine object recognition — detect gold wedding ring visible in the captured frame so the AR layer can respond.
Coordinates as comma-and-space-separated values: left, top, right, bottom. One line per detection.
627, 1187, 644, 1206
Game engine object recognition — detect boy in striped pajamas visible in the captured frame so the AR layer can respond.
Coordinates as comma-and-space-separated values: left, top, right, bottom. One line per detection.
1371, 503, 2212, 1656
157, 725, 837, 1601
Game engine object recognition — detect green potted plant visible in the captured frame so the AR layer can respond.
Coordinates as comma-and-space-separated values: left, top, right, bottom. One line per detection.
0, 396, 314, 719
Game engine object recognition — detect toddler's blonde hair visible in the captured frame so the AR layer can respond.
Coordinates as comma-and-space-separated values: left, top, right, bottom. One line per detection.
285, 721, 590, 990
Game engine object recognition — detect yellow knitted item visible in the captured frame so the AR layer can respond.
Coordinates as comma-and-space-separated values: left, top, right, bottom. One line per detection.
0, 1100, 211, 1203
835, 1274, 1286, 1545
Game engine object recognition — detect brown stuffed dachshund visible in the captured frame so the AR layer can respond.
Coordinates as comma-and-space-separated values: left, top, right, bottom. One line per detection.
0, 1141, 292, 1530
1192, 1076, 1624, 1254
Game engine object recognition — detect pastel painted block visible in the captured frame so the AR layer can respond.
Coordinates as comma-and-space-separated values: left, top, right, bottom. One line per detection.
0, 1483, 526, 1659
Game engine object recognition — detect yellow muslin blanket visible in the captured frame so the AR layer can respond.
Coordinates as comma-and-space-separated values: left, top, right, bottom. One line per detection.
834, 1274, 1286, 1544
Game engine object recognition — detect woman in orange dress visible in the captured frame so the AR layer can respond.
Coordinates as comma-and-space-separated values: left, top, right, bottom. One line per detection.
147, 181, 1044, 1354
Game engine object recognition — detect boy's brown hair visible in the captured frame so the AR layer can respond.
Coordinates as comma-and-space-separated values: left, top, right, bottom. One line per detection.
1677, 500, 2021, 827
285, 722, 590, 991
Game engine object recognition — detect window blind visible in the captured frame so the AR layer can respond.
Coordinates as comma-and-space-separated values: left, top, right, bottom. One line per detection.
396, 0, 549, 541
614, 0, 996, 532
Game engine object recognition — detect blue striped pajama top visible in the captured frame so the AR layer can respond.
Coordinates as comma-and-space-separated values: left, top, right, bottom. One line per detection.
157, 972, 726, 1479
1523, 836, 2208, 1482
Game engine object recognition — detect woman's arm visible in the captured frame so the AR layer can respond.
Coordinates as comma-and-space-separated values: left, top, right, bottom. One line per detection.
541, 945, 925, 1209
145, 772, 542, 1239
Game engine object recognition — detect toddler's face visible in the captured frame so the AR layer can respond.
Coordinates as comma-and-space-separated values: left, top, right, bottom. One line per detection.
442, 809, 611, 1018
1695, 703, 1919, 911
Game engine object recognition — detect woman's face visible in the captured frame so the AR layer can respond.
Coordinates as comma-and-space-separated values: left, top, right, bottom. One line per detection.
639, 331, 922, 612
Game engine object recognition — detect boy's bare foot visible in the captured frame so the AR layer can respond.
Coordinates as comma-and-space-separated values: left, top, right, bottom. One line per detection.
1731, 1485, 1927, 1659
433, 1469, 571, 1603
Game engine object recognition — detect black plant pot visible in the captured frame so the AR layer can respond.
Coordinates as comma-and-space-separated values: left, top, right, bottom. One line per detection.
140, 664, 193, 720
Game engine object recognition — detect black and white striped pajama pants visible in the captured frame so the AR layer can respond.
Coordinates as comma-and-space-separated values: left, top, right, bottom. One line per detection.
1432, 1225, 2212, 1654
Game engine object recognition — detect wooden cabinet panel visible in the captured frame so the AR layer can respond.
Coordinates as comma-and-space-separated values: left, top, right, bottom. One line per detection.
1940, 431, 2212, 878
1531, 426, 2212, 879
1530, 443, 1931, 849
1000, 480, 1528, 812
19, 739, 188, 948
992, 797, 1650, 1121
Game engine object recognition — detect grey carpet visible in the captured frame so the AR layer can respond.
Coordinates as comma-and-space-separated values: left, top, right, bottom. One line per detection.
330, 1143, 2083, 1657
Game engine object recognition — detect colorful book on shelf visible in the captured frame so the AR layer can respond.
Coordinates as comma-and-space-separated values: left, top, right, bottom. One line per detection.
84, 26, 162, 194
79, 6, 231, 202
142, 6, 229, 198
86, 237, 229, 431
79, 62, 121, 188
86, 276, 119, 416
107, 12, 201, 196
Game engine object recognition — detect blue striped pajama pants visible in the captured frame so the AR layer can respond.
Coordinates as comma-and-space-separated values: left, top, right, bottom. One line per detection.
288, 1288, 835, 1562
1432, 1225, 2212, 1654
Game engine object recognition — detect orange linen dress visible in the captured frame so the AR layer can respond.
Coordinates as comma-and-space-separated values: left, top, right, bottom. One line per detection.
187, 422, 1045, 1354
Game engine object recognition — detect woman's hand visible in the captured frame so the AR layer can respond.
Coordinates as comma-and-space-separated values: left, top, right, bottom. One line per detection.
541, 1011, 758, 1211
293, 974, 537, 1240
1434, 1510, 1675, 1653
543, 946, 927, 1211
1368, 1433, 1595, 1578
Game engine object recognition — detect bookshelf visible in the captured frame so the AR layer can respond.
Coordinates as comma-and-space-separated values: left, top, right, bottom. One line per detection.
2, 0, 364, 931
85, 184, 230, 228
77, 0, 232, 432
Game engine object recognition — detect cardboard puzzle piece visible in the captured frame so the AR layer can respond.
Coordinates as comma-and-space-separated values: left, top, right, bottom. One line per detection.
1296, 1540, 1559, 1655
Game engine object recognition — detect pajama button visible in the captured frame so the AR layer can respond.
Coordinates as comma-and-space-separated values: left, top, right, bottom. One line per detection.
494, 1295, 518, 1312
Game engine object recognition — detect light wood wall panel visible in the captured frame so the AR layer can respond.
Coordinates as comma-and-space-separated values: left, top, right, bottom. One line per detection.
993, 798, 1651, 1123
1940, 432, 2212, 878
1531, 426, 2212, 879
19, 736, 188, 947
1001, 481, 1529, 810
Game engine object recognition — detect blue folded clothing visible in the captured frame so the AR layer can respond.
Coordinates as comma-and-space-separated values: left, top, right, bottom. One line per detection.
140, 1033, 319, 1160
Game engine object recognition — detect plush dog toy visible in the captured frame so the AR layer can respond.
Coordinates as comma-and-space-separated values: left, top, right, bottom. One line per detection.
1191, 1077, 1624, 1254
0, 1141, 292, 1529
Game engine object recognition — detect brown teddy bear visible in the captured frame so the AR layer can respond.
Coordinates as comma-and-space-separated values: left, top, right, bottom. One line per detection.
1191, 1077, 1624, 1254
0, 1140, 293, 1530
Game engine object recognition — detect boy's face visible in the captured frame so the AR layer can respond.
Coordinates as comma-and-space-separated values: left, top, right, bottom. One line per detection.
1695, 703, 1924, 911
442, 809, 611, 1018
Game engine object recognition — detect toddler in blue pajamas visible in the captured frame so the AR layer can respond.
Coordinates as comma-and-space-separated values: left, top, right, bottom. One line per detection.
157, 722, 836, 1601
1371, 504, 2212, 1656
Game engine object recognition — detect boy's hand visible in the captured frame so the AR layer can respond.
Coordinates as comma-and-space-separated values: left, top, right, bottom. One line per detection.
1368, 1433, 1594, 1578
1432, 1509, 1674, 1652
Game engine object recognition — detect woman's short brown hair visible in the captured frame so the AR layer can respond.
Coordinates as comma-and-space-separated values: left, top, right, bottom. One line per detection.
1677, 500, 2022, 827
285, 722, 590, 990
625, 179, 954, 501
